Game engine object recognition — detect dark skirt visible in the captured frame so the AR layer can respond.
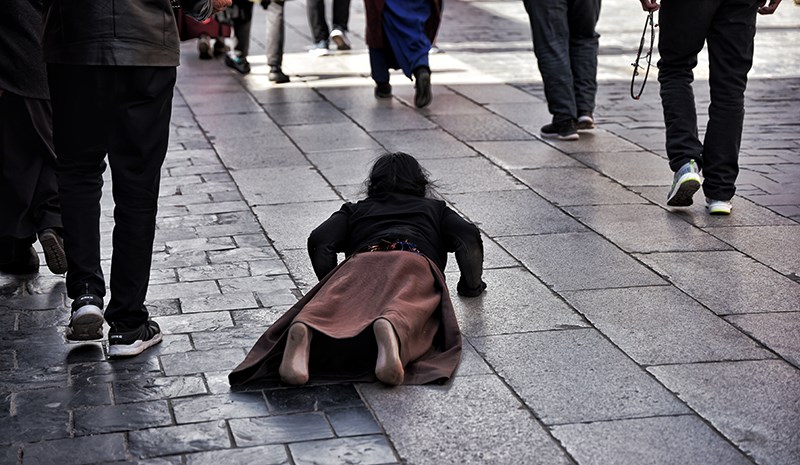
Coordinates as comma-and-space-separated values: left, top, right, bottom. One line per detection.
228, 250, 462, 387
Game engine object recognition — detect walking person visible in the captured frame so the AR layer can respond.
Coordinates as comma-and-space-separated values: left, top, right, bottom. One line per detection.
307, 0, 352, 55
365, 0, 442, 108
0, 0, 66, 276
639, 0, 783, 215
522, 0, 601, 140
230, 152, 486, 387
42, 0, 231, 356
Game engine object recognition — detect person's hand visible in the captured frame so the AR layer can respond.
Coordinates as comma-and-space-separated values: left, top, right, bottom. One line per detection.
758, 0, 782, 14
640, 0, 660, 11
212, 0, 232, 13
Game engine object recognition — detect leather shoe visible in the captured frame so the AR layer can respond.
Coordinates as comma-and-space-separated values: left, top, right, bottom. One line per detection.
268, 67, 290, 83
413, 67, 432, 108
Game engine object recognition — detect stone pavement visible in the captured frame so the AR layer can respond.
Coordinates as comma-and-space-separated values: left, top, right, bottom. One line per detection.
2, 1, 799, 464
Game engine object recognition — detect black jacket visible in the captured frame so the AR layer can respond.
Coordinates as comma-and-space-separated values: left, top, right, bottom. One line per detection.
42, 0, 213, 66
0, 0, 49, 99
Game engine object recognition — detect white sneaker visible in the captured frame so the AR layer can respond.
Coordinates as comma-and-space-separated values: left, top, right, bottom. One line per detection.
706, 198, 732, 215
329, 29, 351, 51
666, 160, 702, 207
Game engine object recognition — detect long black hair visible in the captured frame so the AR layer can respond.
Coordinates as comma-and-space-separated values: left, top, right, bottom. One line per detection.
365, 152, 433, 198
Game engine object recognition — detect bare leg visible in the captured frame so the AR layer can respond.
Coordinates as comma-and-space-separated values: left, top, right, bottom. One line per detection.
373, 318, 404, 385
279, 322, 312, 385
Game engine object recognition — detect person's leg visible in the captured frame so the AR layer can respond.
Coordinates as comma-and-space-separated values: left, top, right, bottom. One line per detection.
266, 1, 285, 68
369, 48, 393, 97
331, 0, 351, 32
568, 0, 600, 118
702, 0, 758, 203
657, 0, 716, 172
523, 0, 575, 123
373, 318, 403, 385
48, 64, 109, 301
104, 66, 175, 332
307, 0, 329, 43
279, 322, 313, 385
382, 0, 431, 78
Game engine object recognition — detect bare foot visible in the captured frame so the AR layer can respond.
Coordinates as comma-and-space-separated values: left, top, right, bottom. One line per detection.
279, 322, 312, 385
373, 318, 404, 385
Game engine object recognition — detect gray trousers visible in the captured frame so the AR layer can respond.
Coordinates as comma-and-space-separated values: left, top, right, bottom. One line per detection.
234, 0, 285, 67
523, 0, 601, 123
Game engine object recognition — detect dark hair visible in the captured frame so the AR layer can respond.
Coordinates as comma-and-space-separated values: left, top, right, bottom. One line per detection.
365, 152, 433, 198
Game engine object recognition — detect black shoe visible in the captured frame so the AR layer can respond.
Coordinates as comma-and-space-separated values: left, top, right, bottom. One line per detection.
66, 294, 104, 341
213, 38, 227, 57
413, 67, 432, 108
577, 112, 596, 131
38, 228, 67, 274
541, 119, 579, 140
108, 320, 162, 357
224, 52, 251, 75
374, 81, 392, 98
0, 243, 39, 275
198, 34, 212, 60
268, 66, 290, 84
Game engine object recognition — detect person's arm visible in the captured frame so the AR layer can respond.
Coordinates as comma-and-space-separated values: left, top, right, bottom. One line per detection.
307, 210, 349, 280
180, 0, 230, 21
442, 209, 486, 297
758, 0, 782, 14
639, 0, 659, 11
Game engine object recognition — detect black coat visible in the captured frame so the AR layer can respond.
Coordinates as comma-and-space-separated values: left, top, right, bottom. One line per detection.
0, 0, 49, 99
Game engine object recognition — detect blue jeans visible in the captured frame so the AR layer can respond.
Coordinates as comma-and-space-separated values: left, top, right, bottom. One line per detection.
523, 0, 600, 123
658, 0, 758, 201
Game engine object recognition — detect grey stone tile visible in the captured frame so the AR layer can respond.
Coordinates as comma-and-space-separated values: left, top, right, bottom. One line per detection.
551, 415, 752, 465
277, 248, 318, 289
707, 225, 800, 277
471, 140, 583, 170
452, 340, 494, 377
229, 413, 334, 447
74, 400, 172, 435
160, 348, 245, 376
637, 251, 800, 314
264, 101, 351, 126
451, 267, 586, 337
187, 91, 262, 116
70, 358, 162, 386
430, 113, 534, 141
346, 106, 437, 131
164, 237, 236, 254
173, 392, 269, 423
562, 286, 774, 365
186, 200, 249, 215
571, 150, 670, 186
218, 275, 295, 299
472, 329, 690, 424
248, 86, 323, 105
424, 157, 525, 194
306, 149, 380, 187
185, 445, 290, 465
499, 232, 665, 291
213, 138, 308, 169
541, 130, 644, 154
289, 435, 397, 465
451, 84, 539, 105
371, 129, 479, 159
191, 326, 266, 351
513, 167, 645, 206
725, 312, 800, 367
414, 90, 487, 116
0, 410, 70, 443
13, 384, 112, 412
359, 375, 571, 465
326, 406, 383, 436
113, 375, 207, 403
147, 281, 221, 301
284, 122, 381, 154
484, 101, 551, 136
649, 360, 800, 465
249, 259, 289, 277
232, 306, 294, 327
208, 246, 280, 264
129, 421, 230, 458
231, 166, 339, 206
156, 311, 234, 334
21, 433, 127, 465
447, 190, 586, 236
1, 445, 18, 465
264, 384, 364, 414
565, 204, 733, 253
176, 262, 250, 282
252, 201, 343, 250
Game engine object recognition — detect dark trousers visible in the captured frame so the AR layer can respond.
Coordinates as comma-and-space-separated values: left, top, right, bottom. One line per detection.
658, 0, 758, 201
266, 0, 286, 67
307, 0, 351, 42
523, 0, 600, 123
0, 92, 60, 248
48, 64, 175, 328
232, 0, 254, 56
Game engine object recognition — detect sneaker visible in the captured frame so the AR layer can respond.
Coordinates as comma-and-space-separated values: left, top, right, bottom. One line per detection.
375, 81, 392, 99
413, 67, 432, 108
66, 294, 104, 341
577, 112, 596, 130
268, 66, 290, 83
329, 29, 351, 50
198, 34, 212, 60
0, 243, 39, 275
706, 198, 732, 215
541, 120, 579, 140
308, 40, 330, 56
224, 51, 251, 74
666, 160, 702, 207
108, 320, 163, 357
38, 228, 67, 274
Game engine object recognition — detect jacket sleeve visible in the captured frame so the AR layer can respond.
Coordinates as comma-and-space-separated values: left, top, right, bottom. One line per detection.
180, 0, 213, 21
307, 209, 350, 281
442, 208, 486, 297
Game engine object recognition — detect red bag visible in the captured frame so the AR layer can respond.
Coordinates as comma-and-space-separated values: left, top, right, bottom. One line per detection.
174, 9, 232, 41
